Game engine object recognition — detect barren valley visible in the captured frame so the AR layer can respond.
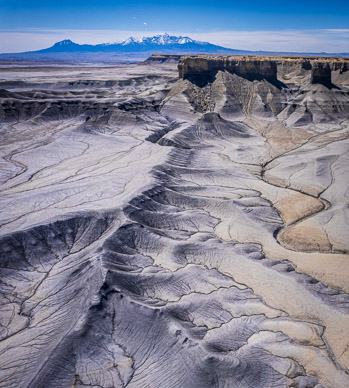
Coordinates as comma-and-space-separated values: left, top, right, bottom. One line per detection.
0, 55, 349, 387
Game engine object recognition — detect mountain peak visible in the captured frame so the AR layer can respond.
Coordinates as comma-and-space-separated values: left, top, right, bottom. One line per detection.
122, 37, 137, 46
55, 39, 75, 46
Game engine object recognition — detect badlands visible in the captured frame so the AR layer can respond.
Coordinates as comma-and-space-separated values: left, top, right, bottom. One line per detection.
0, 55, 349, 387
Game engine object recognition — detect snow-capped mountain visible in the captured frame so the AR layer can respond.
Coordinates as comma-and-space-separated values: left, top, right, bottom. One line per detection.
56, 39, 75, 46
121, 33, 195, 46
121, 37, 139, 46
120, 33, 195, 46
131, 33, 195, 45
35, 33, 240, 54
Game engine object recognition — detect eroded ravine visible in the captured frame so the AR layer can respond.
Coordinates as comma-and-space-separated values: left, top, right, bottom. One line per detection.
0, 60, 349, 387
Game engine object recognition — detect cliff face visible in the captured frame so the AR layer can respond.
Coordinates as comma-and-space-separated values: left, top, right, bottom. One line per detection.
178, 57, 277, 82
310, 62, 332, 84
178, 55, 349, 86
143, 53, 184, 64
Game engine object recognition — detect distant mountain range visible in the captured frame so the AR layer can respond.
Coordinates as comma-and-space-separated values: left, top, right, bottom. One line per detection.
1, 33, 348, 63
34, 33, 241, 54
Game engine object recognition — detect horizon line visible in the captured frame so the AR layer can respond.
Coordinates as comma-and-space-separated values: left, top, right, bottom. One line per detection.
0, 28, 348, 54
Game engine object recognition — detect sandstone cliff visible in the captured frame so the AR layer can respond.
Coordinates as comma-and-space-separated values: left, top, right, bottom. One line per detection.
310, 62, 332, 84
177, 55, 349, 85
178, 56, 278, 82
143, 53, 184, 64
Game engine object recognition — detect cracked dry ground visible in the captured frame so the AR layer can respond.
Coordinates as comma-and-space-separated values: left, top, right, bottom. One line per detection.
0, 63, 349, 388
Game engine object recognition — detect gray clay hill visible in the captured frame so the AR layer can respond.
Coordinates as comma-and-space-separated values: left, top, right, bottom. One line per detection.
0, 55, 349, 387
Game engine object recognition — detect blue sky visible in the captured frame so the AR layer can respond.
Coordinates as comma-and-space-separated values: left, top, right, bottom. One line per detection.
0, 0, 348, 52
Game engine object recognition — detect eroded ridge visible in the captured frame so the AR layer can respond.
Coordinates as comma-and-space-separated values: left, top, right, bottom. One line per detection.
0, 60, 349, 387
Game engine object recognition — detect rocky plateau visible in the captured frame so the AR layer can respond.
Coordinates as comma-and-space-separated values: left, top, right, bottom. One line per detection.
0, 55, 349, 387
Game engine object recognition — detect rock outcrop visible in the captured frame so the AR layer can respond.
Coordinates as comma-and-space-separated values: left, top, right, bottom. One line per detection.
143, 53, 184, 64
177, 55, 349, 86
178, 56, 278, 83
311, 62, 332, 84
